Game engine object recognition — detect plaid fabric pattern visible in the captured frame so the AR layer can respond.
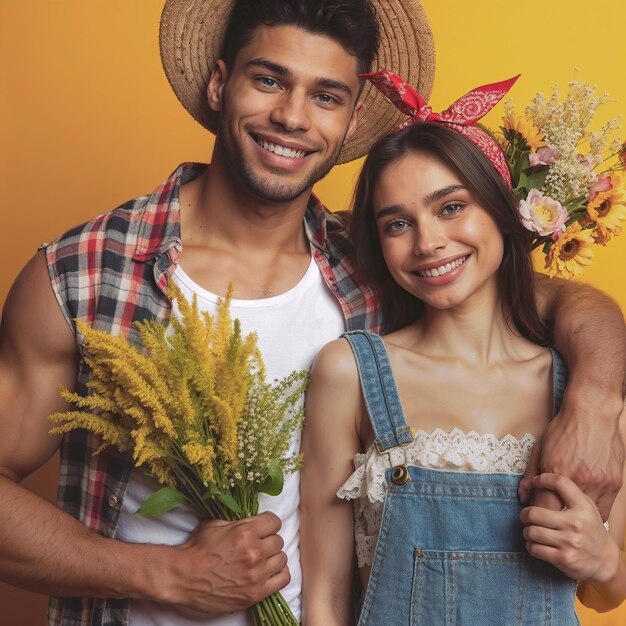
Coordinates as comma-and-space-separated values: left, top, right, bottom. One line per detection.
44, 162, 381, 626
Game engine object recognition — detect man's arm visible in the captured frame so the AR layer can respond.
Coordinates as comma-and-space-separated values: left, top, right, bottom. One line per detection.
0, 251, 288, 614
519, 274, 626, 520
521, 410, 626, 613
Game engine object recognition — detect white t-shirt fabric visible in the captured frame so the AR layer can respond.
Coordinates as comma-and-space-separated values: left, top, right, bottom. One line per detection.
116, 256, 345, 626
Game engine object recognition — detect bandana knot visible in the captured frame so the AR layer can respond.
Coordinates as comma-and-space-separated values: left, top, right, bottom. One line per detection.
362, 70, 521, 187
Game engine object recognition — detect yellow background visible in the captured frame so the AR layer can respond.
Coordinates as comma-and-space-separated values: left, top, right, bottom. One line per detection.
0, 1, 624, 624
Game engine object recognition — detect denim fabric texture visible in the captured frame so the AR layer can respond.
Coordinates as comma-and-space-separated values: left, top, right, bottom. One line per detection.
342, 330, 579, 626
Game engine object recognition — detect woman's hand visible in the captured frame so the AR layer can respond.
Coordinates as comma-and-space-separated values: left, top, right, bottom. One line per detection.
520, 473, 620, 583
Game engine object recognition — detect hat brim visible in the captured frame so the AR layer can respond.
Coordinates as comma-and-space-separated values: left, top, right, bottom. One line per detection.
160, 0, 435, 164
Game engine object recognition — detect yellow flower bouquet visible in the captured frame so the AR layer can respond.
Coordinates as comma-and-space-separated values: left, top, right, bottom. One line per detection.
496, 79, 626, 279
49, 282, 307, 625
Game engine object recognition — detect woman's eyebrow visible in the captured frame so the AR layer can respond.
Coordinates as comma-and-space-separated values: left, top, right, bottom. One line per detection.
375, 204, 405, 219
422, 184, 467, 205
375, 184, 469, 219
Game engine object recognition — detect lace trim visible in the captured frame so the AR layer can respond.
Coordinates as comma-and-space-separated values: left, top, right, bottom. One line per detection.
336, 428, 536, 568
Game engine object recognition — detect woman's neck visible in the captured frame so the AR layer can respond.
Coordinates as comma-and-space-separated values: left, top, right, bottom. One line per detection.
407, 288, 537, 366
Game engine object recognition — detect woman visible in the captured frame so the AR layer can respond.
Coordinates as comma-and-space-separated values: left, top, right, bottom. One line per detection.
300, 72, 626, 625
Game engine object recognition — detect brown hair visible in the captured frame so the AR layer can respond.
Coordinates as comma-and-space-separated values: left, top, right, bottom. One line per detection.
221, 0, 380, 76
350, 122, 547, 343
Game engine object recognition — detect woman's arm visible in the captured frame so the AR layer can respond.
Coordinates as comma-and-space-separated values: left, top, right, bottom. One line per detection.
520, 275, 626, 521
521, 407, 626, 612
300, 339, 364, 626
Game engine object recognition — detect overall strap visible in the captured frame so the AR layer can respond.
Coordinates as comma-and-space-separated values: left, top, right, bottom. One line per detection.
548, 348, 568, 415
342, 330, 413, 451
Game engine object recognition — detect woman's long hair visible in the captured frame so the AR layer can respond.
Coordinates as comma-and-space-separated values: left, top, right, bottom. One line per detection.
350, 122, 548, 344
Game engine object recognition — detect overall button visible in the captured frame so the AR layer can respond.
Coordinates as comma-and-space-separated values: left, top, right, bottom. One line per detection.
108, 494, 119, 508
391, 464, 410, 485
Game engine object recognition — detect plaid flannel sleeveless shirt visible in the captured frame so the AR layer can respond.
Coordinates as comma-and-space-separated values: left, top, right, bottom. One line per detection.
43, 162, 380, 626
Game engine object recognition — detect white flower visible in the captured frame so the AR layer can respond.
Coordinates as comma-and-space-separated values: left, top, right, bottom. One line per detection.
518, 188, 569, 237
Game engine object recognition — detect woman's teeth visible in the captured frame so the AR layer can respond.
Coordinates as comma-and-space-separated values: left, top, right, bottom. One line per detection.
417, 255, 468, 278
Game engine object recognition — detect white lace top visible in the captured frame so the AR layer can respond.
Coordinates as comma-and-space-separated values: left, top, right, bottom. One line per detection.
336, 428, 536, 568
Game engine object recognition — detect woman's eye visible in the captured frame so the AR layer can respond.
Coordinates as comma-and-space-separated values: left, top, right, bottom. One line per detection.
385, 219, 410, 233
441, 203, 464, 216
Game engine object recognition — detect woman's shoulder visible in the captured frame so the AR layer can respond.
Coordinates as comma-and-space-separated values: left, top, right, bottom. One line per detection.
310, 336, 360, 388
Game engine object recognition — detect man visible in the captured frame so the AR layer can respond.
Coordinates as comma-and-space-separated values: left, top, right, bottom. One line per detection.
0, 1, 623, 625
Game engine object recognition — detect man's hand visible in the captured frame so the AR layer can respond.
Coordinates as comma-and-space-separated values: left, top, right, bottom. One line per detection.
165, 511, 290, 615
521, 474, 619, 582
519, 394, 625, 521
527, 274, 626, 520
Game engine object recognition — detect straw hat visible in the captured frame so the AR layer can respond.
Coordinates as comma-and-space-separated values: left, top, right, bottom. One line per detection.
160, 0, 435, 163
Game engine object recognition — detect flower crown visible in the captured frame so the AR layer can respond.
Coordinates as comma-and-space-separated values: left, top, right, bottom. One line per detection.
364, 72, 626, 280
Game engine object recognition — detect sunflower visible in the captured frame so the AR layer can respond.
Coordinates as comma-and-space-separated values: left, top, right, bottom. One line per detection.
502, 111, 546, 152
586, 173, 626, 244
545, 222, 595, 279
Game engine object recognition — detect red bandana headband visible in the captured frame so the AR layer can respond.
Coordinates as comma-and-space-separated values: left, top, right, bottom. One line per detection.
362, 71, 520, 187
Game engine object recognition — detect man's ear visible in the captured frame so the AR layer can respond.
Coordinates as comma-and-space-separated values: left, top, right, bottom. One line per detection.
345, 99, 364, 142
207, 60, 229, 113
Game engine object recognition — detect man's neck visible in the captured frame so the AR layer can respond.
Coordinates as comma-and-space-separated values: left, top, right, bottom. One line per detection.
180, 157, 311, 253
176, 157, 313, 299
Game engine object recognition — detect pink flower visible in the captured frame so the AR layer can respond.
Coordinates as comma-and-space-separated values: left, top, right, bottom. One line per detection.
518, 188, 569, 237
529, 146, 559, 167
577, 153, 592, 170
588, 172, 613, 200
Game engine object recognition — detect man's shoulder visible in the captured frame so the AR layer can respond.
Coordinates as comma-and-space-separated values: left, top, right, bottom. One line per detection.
45, 162, 196, 260
322, 206, 352, 232
46, 193, 153, 258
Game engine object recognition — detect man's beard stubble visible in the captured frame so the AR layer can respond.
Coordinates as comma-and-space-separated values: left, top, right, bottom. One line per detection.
215, 106, 348, 204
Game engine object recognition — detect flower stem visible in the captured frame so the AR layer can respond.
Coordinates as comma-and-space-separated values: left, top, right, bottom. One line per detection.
250, 591, 299, 625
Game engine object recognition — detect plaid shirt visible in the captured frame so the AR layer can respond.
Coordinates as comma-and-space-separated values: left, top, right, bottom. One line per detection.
44, 162, 381, 626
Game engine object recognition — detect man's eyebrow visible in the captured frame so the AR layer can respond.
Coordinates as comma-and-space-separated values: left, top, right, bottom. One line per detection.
316, 78, 353, 97
246, 58, 353, 97
246, 58, 289, 76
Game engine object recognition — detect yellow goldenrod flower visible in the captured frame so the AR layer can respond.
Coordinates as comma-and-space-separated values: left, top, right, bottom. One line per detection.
50, 280, 307, 551
545, 222, 595, 279
586, 173, 626, 244
49, 410, 132, 452
502, 111, 546, 151
182, 442, 215, 484
148, 459, 177, 488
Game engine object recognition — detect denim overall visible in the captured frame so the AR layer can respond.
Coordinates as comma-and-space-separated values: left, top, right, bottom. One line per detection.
343, 330, 579, 626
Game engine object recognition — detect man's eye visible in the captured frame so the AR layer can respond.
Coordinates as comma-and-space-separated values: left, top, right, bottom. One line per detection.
258, 77, 278, 88
316, 93, 339, 105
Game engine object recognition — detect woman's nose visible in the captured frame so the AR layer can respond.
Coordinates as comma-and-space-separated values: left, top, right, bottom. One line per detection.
413, 220, 446, 256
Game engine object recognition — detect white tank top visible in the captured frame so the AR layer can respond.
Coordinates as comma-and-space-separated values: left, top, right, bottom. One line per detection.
117, 256, 345, 626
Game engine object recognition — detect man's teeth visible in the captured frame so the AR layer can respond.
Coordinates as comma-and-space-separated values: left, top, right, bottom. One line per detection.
417, 256, 468, 278
258, 139, 306, 159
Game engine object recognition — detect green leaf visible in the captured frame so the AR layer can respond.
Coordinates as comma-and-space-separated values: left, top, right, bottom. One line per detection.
134, 487, 187, 517
524, 167, 549, 191
216, 492, 243, 517
259, 466, 285, 497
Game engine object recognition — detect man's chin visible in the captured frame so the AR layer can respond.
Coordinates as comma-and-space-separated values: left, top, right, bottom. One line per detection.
238, 166, 319, 204
245, 179, 311, 204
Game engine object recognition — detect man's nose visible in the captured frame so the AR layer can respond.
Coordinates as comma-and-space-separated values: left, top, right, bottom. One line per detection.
269, 91, 311, 132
